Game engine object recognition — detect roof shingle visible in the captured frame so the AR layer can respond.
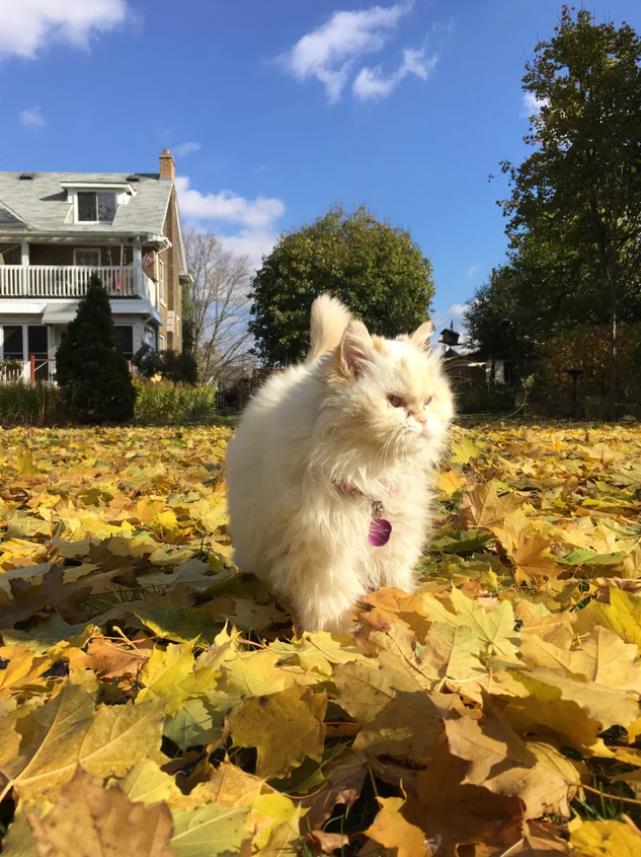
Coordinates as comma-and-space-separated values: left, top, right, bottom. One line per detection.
0, 172, 172, 235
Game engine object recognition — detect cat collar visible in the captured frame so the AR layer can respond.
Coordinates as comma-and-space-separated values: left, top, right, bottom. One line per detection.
332, 480, 392, 547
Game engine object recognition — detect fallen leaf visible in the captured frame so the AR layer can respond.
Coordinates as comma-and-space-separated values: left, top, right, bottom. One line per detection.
29, 768, 173, 857
229, 685, 326, 779
570, 818, 641, 856
170, 803, 250, 857
365, 796, 431, 857
332, 652, 445, 762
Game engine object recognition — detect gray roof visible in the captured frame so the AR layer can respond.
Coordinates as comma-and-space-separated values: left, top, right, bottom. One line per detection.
0, 172, 172, 236
0, 204, 24, 226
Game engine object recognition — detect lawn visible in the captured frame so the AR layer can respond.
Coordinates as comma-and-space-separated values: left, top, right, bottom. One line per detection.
1, 423, 641, 856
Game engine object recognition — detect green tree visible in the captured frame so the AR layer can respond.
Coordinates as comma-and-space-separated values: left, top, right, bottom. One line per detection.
181, 279, 196, 357
499, 6, 641, 409
465, 265, 536, 381
249, 206, 435, 366
56, 274, 136, 422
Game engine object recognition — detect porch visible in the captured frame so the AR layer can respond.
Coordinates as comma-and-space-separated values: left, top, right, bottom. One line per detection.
0, 265, 156, 303
0, 316, 156, 384
0, 356, 56, 384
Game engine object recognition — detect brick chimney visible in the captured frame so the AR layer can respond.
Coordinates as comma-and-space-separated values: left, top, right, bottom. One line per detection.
159, 148, 175, 182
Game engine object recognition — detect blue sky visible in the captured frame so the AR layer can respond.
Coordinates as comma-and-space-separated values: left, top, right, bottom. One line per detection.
2, 0, 641, 333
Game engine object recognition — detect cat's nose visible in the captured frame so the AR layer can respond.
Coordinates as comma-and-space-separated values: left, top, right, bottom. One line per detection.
414, 411, 427, 425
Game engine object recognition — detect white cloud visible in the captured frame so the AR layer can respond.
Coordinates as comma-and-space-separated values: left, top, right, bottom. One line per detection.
19, 105, 45, 127
217, 230, 280, 270
176, 175, 285, 270
174, 141, 202, 158
466, 264, 480, 279
431, 18, 455, 34
353, 46, 436, 99
0, 0, 128, 60
521, 91, 549, 117
176, 176, 284, 229
282, 2, 412, 103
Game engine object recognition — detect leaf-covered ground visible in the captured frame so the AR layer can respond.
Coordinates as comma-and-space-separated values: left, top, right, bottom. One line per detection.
1, 423, 641, 856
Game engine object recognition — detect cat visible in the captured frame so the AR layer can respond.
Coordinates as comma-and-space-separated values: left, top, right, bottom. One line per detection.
226, 294, 454, 631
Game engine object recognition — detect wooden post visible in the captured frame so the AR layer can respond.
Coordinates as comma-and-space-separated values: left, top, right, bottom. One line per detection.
30, 353, 36, 385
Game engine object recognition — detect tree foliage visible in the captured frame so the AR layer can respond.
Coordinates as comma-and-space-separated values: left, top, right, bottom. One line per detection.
133, 347, 198, 385
464, 265, 537, 368
55, 274, 136, 422
180, 279, 197, 358
249, 206, 435, 366
468, 7, 641, 392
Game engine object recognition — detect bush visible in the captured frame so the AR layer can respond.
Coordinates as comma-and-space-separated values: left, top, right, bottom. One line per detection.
454, 384, 516, 414
0, 380, 218, 427
56, 274, 136, 422
0, 383, 63, 427
133, 346, 198, 384
535, 323, 641, 403
133, 380, 216, 423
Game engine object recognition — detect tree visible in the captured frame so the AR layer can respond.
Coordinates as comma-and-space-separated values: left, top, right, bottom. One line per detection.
248, 206, 435, 366
56, 274, 136, 422
499, 6, 641, 410
181, 279, 196, 356
465, 265, 537, 383
184, 230, 252, 382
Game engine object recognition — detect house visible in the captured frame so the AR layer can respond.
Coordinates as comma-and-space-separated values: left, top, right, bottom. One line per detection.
0, 149, 188, 382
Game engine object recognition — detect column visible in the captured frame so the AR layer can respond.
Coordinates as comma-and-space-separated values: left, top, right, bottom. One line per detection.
21, 241, 29, 295
133, 238, 142, 298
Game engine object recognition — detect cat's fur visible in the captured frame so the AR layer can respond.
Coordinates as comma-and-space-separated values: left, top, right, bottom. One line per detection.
226, 295, 454, 631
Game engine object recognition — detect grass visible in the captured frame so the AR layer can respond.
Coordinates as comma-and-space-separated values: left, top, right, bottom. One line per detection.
0, 380, 225, 427
132, 379, 218, 424
0, 382, 63, 426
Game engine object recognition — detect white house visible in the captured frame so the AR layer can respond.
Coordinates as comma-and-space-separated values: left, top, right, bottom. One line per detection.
0, 149, 189, 382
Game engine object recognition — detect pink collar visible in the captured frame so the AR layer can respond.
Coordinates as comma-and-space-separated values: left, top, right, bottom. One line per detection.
332, 480, 392, 547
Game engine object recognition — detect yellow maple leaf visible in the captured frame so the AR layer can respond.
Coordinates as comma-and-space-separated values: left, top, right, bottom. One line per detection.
365, 797, 430, 857
570, 819, 641, 856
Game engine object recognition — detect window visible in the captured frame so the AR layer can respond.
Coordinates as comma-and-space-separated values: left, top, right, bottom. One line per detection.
143, 325, 157, 349
113, 325, 134, 359
28, 326, 49, 381
2, 325, 23, 359
74, 249, 101, 267
77, 192, 117, 223
158, 258, 166, 305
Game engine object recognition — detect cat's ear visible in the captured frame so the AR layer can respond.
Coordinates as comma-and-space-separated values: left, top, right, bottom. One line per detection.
409, 320, 434, 352
337, 320, 374, 377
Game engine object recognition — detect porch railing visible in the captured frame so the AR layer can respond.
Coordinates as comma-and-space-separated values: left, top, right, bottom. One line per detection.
0, 357, 138, 386
0, 265, 137, 298
0, 357, 56, 385
0, 361, 28, 384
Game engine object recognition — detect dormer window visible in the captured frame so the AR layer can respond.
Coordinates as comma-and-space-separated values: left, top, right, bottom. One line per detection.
62, 181, 133, 224
77, 191, 117, 223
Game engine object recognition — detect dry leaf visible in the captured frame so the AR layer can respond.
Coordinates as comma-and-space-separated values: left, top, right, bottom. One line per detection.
29, 768, 173, 857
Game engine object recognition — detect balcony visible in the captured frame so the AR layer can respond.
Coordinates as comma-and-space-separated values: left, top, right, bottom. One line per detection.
0, 265, 154, 301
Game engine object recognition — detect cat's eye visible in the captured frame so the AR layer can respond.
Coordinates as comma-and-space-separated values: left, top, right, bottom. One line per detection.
387, 394, 405, 408
424, 396, 433, 406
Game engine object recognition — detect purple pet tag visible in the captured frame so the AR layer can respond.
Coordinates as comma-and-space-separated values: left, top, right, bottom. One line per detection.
368, 517, 392, 547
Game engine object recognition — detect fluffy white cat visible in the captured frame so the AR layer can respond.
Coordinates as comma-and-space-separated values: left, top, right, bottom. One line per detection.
226, 295, 454, 631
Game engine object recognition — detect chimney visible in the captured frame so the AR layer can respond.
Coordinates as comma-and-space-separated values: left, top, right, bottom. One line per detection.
159, 148, 175, 182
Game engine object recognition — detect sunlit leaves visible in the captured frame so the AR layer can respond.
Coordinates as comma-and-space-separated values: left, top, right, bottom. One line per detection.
229, 686, 327, 779
1, 423, 641, 854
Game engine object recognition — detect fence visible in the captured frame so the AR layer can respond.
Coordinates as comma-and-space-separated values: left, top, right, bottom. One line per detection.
214, 375, 263, 413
